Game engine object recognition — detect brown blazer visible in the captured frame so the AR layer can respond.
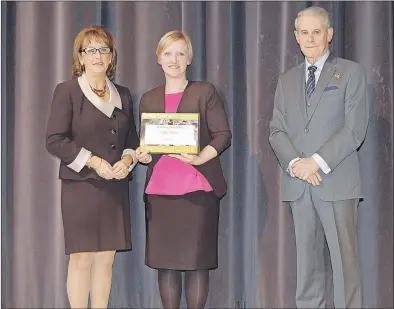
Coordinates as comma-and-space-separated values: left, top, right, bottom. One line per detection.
140, 81, 232, 199
46, 78, 139, 181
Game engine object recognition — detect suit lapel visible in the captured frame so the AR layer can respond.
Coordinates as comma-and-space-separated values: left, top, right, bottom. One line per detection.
306, 56, 337, 124
296, 63, 307, 124
153, 85, 165, 113
176, 81, 193, 113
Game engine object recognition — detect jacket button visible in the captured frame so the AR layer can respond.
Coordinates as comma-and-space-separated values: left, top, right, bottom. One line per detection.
110, 144, 116, 149
111, 129, 116, 134
307, 102, 311, 107
304, 128, 309, 133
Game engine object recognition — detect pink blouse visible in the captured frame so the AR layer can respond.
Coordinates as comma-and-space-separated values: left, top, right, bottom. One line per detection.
145, 91, 213, 195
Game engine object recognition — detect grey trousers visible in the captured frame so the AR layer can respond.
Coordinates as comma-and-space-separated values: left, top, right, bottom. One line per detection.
290, 186, 362, 308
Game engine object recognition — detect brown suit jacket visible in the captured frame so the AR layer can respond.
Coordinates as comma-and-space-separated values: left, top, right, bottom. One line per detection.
140, 81, 232, 199
46, 78, 139, 181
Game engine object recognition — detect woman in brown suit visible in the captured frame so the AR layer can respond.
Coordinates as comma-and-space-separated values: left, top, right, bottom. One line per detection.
136, 31, 231, 309
46, 25, 138, 308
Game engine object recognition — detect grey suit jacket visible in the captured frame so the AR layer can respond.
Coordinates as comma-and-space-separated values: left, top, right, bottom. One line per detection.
269, 55, 369, 202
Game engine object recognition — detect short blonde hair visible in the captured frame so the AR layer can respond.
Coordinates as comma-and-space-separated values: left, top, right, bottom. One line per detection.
72, 25, 117, 80
156, 30, 193, 62
295, 6, 332, 30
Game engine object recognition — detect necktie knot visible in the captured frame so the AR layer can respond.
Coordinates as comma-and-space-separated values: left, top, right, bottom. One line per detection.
308, 65, 317, 74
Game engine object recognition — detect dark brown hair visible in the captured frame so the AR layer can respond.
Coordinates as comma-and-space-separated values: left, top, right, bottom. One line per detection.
72, 25, 117, 80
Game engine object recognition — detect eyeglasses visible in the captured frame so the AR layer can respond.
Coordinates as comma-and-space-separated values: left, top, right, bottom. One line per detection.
79, 47, 112, 55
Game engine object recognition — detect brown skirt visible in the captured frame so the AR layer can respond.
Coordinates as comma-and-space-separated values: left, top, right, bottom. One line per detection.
61, 179, 131, 254
145, 191, 220, 270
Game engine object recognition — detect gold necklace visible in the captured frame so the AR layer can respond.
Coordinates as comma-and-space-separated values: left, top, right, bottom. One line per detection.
90, 84, 107, 98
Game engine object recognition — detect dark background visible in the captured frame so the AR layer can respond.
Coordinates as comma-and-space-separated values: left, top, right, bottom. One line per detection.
1, 1, 393, 308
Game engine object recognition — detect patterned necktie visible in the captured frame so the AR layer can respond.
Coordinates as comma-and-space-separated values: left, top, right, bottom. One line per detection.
306, 65, 317, 99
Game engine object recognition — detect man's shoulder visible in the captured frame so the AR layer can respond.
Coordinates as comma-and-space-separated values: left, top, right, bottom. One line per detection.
278, 63, 302, 83
332, 57, 366, 82
335, 57, 362, 71
278, 57, 363, 80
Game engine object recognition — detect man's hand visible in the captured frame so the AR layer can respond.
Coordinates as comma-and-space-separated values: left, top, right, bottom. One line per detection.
306, 171, 323, 186
292, 157, 320, 181
168, 153, 204, 165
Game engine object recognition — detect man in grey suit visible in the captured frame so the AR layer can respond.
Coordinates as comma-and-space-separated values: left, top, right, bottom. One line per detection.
269, 6, 369, 308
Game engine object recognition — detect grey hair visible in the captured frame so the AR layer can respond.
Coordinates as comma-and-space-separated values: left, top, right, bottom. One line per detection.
294, 6, 332, 30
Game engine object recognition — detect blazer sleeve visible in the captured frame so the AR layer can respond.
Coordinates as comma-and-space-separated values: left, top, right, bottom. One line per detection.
269, 77, 302, 170
121, 89, 139, 170
206, 84, 232, 154
138, 92, 145, 120
46, 83, 91, 172
138, 93, 145, 138
138, 92, 149, 146
316, 64, 369, 170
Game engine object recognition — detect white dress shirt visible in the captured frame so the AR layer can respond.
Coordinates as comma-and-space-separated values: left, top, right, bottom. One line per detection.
304, 50, 330, 84
288, 50, 331, 177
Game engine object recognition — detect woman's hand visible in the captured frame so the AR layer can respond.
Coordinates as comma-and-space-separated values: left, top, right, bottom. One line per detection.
168, 153, 204, 165
136, 147, 152, 164
112, 159, 133, 179
112, 155, 133, 180
87, 156, 116, 180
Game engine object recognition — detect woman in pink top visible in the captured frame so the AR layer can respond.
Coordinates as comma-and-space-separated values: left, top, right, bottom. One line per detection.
136, 31, 231, 309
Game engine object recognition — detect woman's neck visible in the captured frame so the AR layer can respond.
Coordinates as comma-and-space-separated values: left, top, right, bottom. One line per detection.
165, 77, 188, 94
85, 72, 106, 90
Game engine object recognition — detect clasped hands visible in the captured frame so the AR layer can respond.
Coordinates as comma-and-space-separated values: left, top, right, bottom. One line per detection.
291, 157, 322, 186
87, 155, 133, 180
135, 147, 204, 166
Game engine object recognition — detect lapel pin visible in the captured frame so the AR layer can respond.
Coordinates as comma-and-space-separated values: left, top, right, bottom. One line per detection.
334, 72, 342, 79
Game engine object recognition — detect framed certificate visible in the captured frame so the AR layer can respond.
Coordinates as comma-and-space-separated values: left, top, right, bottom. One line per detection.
140, 113, 200, 154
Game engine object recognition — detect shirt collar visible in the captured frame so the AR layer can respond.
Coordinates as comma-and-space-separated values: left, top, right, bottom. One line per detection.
77, 73, 122, 118
305, 50, 330, 72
